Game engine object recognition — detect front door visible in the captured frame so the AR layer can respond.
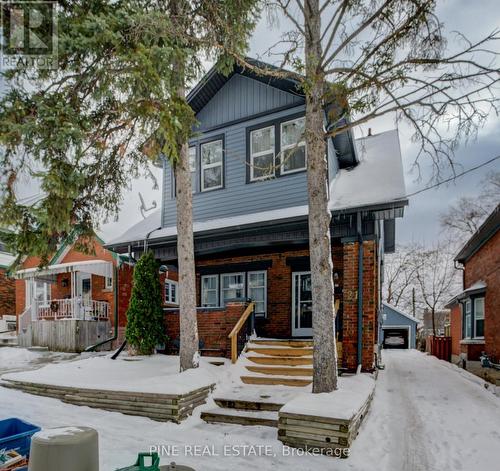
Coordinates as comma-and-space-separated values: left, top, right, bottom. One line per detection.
77, 272, 92, 305
292, 271, 313, 337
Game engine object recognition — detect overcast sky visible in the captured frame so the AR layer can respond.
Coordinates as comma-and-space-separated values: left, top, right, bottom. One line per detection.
7, 1, 500, 247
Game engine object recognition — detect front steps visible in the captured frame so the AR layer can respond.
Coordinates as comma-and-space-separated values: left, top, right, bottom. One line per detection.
201, 339, 312, 428
242, 339, 313, 387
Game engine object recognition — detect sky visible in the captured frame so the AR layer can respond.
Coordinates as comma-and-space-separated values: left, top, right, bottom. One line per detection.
5, 1, 500, 247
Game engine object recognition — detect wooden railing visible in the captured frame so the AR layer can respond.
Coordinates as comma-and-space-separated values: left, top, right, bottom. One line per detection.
37, 298, 110, 321
228, 301, 255, 364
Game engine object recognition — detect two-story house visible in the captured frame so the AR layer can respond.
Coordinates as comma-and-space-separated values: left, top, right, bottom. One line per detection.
108, 60, 408, 372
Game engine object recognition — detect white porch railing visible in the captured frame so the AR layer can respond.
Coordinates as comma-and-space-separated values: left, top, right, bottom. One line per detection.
36, 298, 109, 321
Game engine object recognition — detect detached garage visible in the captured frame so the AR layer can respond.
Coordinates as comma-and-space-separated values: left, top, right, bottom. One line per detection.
381, 303, 420, 349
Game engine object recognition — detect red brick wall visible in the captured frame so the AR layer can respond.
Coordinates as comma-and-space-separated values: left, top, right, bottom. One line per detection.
164, 301, 249, 358
450, 304, 462, 357
342, 240, 378, 371
0, 268, 15, 317
463, 230, 500, 360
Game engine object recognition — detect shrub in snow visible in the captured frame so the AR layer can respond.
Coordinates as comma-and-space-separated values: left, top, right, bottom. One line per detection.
125, 251, 166, 355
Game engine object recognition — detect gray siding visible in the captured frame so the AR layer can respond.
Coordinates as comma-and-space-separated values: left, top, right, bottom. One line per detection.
195, 74, 303, 131
162, 74, 342, 228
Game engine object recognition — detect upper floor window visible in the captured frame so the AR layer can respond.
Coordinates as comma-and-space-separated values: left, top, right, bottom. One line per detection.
474, 297, 484, 338
105, 276, 113, 290
201, 139, 223, 191
281, 117, 306, 174
165, 280, 178, 305
188, 146, 197, 173
250, 126, 275, 181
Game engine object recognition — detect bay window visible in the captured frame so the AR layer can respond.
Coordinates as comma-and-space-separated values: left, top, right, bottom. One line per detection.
250, 126, 275, 181
474, 297, 485, 338
201, 139, 223, 191
280, 117, 306, 174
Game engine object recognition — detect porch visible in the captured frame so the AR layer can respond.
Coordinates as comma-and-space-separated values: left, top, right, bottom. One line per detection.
15, 259, 114, 352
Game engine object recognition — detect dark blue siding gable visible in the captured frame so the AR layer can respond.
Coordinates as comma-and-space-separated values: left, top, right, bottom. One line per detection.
195, 74, 304, 131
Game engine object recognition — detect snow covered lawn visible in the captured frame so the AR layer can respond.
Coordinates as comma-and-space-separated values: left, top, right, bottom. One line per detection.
3, 353, 224, 395
1, 349, 499, 470
0, 347, 77, 375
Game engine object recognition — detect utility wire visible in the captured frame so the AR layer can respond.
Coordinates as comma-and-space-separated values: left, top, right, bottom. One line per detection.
405, 154, 500, 198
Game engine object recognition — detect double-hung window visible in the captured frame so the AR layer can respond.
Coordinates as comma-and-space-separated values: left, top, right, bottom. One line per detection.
248, 271, 267, 317
280, 117, 306, 174
250, 126, 275, 181
201, 275, 218, 307
165, 280, 178, 305
201, 139, 223, 191
105, 276, 113, 290
464, 300, 472, 338
221, 273, 245, 306
474, 297, 485, 338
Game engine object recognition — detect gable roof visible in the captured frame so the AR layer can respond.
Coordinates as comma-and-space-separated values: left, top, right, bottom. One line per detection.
383, 302, 420, 324
455, 204, 500, 263
187, 58, 304, 115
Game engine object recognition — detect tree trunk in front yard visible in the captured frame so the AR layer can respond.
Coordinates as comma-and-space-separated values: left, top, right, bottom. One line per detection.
304, 0, 338, 393
175, 137, 199, 371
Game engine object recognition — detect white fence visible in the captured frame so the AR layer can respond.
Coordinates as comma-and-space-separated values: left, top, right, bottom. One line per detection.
36, 298, 109, 321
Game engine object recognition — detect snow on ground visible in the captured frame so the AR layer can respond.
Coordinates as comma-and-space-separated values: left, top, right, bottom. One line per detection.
1, 349, 499, 471
0, 347, 77, 375
3, 353, 225, 395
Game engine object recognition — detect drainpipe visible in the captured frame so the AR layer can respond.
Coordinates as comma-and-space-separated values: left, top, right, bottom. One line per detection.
144, 227, 161, 253
84, 263, 119, 352
357, 212, 364, 371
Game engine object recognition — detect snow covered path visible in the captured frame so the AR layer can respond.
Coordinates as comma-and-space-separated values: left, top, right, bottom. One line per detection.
355, 350, 500, 471
1, 349, 499, 470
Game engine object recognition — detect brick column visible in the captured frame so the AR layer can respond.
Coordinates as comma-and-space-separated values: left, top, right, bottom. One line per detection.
342, 240, 377, 371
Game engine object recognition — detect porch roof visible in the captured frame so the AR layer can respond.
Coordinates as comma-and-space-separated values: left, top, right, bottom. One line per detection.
14, 259, 113, 280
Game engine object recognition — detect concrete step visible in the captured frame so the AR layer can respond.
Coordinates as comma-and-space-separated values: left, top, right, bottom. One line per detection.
250, 340, 313, 348
201, 408, 278, 427
240, 376, 312, 387
214, 397, 284, 412
246, 356, 313, 366
245, 365, 313, 376
246, 347, 313, 357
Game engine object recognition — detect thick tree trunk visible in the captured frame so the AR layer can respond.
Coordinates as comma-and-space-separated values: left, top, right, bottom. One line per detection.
304, 0, 338, 393
171, 1, 199, 371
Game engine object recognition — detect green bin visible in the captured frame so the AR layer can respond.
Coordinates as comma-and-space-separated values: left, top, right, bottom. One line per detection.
116, 452, 160, 471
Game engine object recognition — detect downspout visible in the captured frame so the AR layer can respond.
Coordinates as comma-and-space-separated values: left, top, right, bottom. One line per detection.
85, 263, 119, 352
357, 212, 364, 372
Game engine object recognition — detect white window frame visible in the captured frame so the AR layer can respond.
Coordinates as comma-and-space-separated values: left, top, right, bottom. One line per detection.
250, 125, 275, 181
464, 300, 472, 339
247, 270, 267, 317
474, 297, 485, 339
188, 146, 197, 173
220, 272, 246, 306
280, 117, 306, 175
105, 276, 113, 290
201, 274, 219, 307
201, 139, 224, 192
29, 280, 51, 308
165, 280, 179, 305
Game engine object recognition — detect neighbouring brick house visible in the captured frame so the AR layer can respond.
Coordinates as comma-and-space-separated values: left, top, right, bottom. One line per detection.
0, 241, 16, 330
446, 204, 500, 363
14, 233, 132, 351
107, 59, 408, 372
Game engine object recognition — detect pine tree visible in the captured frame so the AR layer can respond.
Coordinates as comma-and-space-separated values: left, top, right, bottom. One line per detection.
125, 251, 165, 355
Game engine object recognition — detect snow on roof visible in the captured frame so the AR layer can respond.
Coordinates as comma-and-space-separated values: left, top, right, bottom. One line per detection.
107, 209, 162, 246
329, 129, 406, 211
109, 129, 406, 247
0, 251, 15, 269
446, 280, 487, 306
383, 302, 421, 324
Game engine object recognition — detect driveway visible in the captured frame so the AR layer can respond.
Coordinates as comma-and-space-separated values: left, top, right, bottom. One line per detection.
350, 349, 500, 471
